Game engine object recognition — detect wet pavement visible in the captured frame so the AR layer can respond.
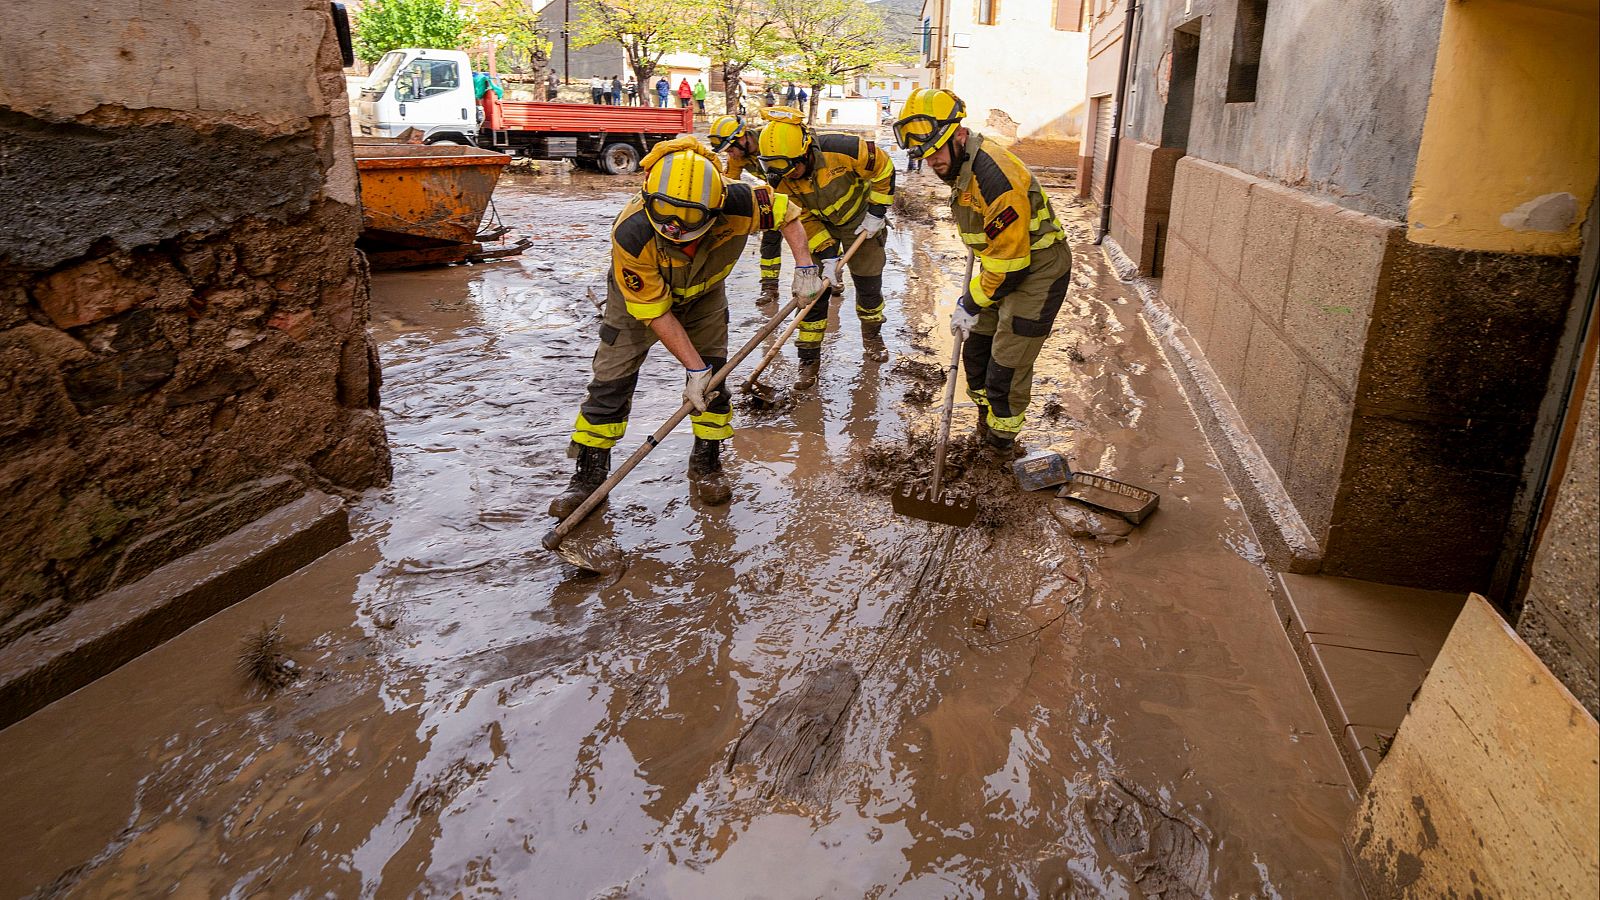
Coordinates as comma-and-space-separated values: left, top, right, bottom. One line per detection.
0, 169, 1364, 898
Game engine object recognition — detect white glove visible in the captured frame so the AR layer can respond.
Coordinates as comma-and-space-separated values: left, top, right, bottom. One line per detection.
684, 365, 715, 413
792, 265, 824, 303
856, 210, 886, 238
821, 257, 843, 288
950, 303, 978, 340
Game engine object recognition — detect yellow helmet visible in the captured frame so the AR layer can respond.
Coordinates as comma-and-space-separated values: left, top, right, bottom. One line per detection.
639, 138, 726, 242
894, 88, 967, 159
756, 109, 812, 181
708, 115, 746, 152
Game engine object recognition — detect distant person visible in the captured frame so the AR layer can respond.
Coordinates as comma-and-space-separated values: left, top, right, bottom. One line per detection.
677, 78, 692, 108
590, 75, 605, 105
611, 75, 623, 106
796, 86, 808, 108
626, 76, 638, 105
763, 86, 777, 108
692, 79, 708, 115
655, 76, 670, 108
784, 82, 796, 105
547, 71, 559, 101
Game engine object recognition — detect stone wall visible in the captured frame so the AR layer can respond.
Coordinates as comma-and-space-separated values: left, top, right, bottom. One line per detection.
1518, 352, 1600, 718
1108, 139, 1182, 274
1161, 155, 1576, 591
0, 1, 391, 645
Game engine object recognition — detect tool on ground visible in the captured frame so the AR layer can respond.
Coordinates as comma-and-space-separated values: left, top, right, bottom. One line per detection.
742, 231, 871, 408
892, 252, 979, 527
1058, 471, 1160, 525
1013, 450, 1072, 492
543, 288, 817, 573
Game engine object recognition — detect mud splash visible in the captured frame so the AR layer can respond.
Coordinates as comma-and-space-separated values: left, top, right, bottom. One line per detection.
0, 169, 1364, 898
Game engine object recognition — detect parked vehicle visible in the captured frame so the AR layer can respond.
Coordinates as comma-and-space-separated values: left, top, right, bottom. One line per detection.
354, 49, 693, 174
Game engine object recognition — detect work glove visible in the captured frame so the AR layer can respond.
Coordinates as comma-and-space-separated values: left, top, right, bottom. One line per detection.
821, 257, 843, 288
855, 210, 886, 239
950, 295, 980, 340
792, 265, 824, 304
683, 364, 716, 413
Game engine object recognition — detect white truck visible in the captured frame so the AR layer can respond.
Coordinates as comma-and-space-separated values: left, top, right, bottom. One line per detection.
353, 48, 694, 174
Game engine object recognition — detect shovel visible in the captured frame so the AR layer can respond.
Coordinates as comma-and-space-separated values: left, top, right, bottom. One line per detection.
742, 231, 871, 408
891, 252, 979, 527
543, 288, 815, 574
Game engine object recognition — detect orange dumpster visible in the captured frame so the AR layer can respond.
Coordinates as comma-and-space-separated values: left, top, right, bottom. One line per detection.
354, 143, 522, 267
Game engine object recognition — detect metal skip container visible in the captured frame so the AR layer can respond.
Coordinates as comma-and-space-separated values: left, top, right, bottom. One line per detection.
353, 142, 521, 268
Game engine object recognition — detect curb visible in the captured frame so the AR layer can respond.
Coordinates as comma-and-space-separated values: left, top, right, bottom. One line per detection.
0, 491, 350, 730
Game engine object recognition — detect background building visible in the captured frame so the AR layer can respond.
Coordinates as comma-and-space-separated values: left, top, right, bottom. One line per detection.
918, 0, 1090, 167
1079, 0, 1126, 201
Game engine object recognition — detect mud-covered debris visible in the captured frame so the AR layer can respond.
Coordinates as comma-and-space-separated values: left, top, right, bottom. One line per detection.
892, 187, 937, 222
903, 382, 936, 406
892, 358, 946, 386
1091, 778, 1212, 900
728, 661, 860, 802
1040, 398, 1070, 422
848, 430, 1043, 529
1050, 503, 1134, 544
734, 389, 795, 414
237, 617, 299, 693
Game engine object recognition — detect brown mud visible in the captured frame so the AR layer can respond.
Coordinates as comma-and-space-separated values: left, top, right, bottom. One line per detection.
0, 167, 1363, 898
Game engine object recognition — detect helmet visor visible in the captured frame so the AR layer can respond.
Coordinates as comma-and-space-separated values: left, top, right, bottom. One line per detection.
644, 194, 714, 241
893, 114, 954, 159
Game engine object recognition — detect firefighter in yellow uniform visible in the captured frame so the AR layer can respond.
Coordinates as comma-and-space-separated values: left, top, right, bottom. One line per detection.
709, 115, 783, 295
549, 138, 823, 517
757, 106, 897, 385
893, 89, 1070, 453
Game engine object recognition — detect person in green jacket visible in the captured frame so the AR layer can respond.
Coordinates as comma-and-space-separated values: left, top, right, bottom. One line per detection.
472, 71, 503, 100
692, 79, 708, 115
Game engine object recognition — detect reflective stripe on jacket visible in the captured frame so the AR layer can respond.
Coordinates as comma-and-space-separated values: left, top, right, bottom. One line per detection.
771, 132, 895, 231
610, 184, 798, 320
951, 133, 1066, 307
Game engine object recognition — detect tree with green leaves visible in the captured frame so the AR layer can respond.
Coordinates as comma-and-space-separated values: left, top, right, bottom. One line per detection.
465, 1, 554, 75
571, 0, 703, 96
352, 0, 469, 65
692, 0, 785, 115
767, 0, 909, 122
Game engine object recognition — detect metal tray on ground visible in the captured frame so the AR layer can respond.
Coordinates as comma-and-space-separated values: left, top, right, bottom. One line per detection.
1057, 471, 1160, 524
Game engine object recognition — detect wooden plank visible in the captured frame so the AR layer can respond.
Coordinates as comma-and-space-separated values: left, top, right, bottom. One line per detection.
1348, 594, 1599, 899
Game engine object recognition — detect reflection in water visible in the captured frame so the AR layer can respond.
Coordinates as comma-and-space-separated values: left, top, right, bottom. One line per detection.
0, 169, 1362, 898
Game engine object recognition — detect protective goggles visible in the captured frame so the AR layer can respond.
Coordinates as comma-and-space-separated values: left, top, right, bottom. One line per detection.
643, 193, 716, 240
709, 124, 745, 152
893, 114, 960, 159
758, 154, 805, 180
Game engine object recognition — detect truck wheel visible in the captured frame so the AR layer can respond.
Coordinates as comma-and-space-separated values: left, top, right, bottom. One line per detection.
601, 143, 640, 175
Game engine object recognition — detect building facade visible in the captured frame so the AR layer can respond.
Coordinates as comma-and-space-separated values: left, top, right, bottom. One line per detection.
1079, 0, 1127, 202
918, 0, 1091, 167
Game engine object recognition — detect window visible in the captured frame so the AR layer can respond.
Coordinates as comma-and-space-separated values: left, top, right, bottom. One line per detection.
976, 0, 997, 26
1226, 0, 1268, 103
921, 18, 933, 56
892, 81, 900, 90
395, 58, 460, 103
1053, 0, 1084, 31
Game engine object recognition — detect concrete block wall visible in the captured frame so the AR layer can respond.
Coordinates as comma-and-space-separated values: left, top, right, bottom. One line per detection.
1108, 140, 1182, 274
0, 1, 392, 645
1163, 155, 1577, 591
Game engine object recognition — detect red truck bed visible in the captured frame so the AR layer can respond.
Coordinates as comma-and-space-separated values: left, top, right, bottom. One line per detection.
494, 101, 692, 134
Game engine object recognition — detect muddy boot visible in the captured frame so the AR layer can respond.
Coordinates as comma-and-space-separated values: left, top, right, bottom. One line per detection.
794, 355, 821, 391
548, 444, 611, 519
974, 408, 991, 443
688, 437, 732, 505
984, 430, 1023, 462
860, 319, 889, 362
758, 277, 780, 306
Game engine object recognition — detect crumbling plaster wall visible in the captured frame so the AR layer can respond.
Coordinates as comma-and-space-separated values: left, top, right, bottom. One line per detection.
1124, 0, 1446, 221
0, 0, 390, 643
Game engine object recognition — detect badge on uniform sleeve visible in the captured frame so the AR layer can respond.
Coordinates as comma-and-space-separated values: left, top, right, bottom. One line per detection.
984, 206, 1020, 239
622, 270, 645, 292
754, 187, 775, 231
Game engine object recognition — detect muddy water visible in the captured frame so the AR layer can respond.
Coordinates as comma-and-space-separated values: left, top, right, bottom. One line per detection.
0, 169, 1363, 898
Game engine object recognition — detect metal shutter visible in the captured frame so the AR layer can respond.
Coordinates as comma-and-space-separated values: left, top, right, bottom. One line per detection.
1091, 95, 1114, 203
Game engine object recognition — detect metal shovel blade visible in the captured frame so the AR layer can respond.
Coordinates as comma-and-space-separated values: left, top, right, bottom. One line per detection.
741, 378, 786, 410
541, 527, 627, 577
891, 484, 978, 527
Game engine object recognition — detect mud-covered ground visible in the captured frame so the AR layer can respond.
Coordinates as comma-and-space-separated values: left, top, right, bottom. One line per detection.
0, 168, 1364, 897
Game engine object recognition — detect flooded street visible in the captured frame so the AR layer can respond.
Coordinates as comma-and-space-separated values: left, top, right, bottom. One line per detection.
1, 171, 1364, 898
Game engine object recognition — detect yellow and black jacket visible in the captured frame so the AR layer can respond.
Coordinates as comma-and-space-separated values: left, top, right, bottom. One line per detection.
951, 133, 1066, 308
610, 182, 798, 320
772, 132, 895, 244
723, 128, 764, 183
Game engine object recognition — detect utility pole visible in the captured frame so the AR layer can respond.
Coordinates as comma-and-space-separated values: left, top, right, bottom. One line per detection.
563, 0, 570, 82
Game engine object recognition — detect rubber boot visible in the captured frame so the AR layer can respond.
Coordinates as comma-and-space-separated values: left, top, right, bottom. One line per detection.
794, 353, 821, 390
548, 444, 611, 519
758, 278, 780, 307
688, 437, 732, 505
861, 319, 888, 362
984, 430, 1022, 462
974, 407, 991, 443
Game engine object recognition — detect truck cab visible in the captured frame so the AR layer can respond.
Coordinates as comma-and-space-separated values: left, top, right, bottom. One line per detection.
355, 48, 479, 145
